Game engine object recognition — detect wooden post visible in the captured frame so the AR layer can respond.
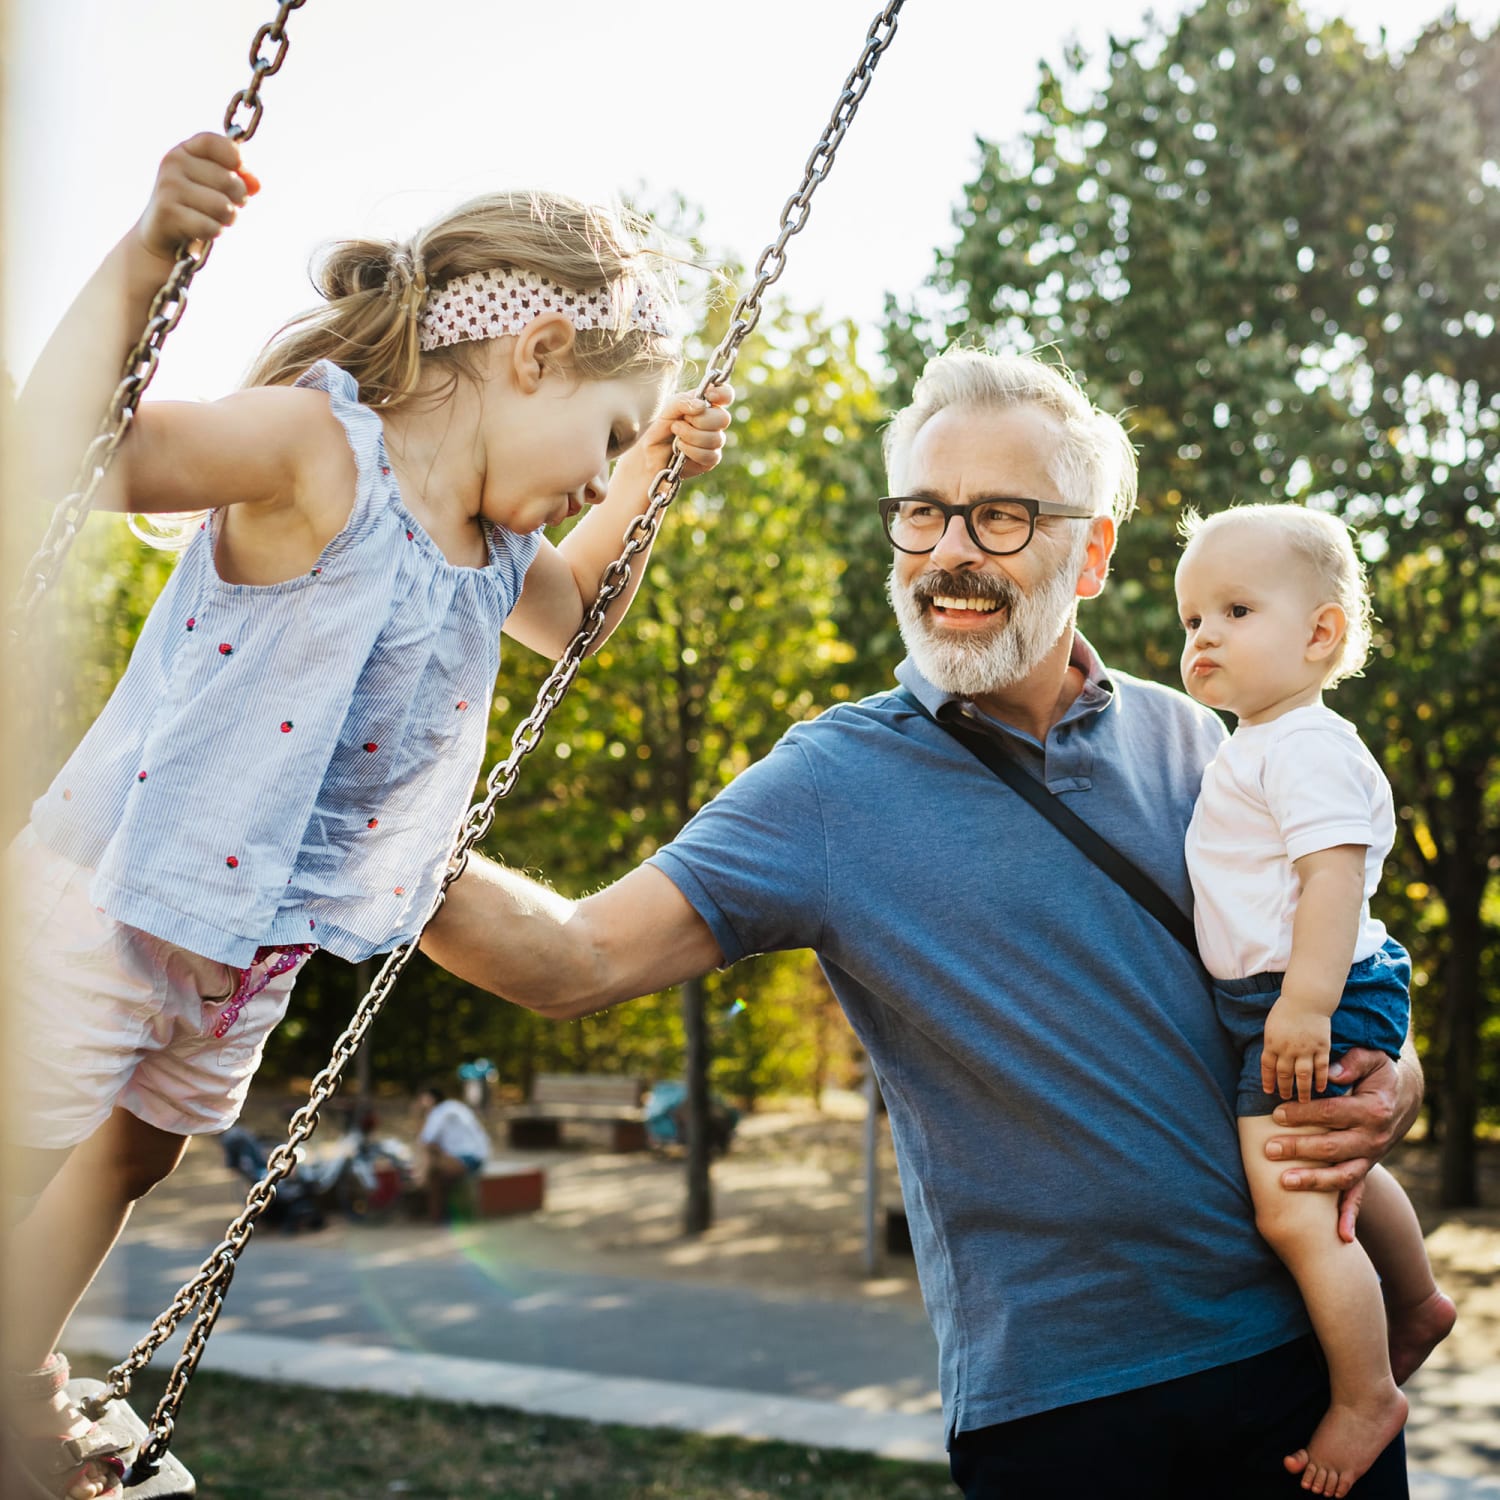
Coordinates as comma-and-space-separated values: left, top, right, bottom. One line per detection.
682, 974, 712, 1234
863, 1060, 880, 1276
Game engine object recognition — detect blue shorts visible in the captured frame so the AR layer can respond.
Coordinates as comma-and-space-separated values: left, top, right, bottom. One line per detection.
1212, 938, 1410, 1118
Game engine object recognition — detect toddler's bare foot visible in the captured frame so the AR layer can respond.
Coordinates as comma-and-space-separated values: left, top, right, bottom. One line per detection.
1387, 1287, 1457, 1385
1283, 1383, 1408, 1498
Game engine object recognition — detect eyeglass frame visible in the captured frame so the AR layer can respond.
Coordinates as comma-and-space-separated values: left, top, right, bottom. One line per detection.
876, 494, 1099, 557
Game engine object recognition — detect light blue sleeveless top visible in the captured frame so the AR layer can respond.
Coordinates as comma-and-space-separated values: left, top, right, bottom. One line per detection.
32, 361, 542, 966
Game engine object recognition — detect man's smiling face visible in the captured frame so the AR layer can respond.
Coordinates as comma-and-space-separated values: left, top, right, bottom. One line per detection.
887, 403, 1096, 698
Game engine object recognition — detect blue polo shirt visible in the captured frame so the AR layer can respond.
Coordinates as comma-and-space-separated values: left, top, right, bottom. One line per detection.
648, 636, 1309, 1438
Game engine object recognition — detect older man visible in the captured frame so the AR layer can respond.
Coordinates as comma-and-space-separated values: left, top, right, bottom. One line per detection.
423, 349, 1418, 1498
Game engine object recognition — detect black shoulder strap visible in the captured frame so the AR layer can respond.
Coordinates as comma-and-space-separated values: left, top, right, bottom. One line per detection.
895, 685, 1200, 959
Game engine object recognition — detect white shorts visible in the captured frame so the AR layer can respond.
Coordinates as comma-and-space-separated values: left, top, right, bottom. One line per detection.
4, 827, 303, 1150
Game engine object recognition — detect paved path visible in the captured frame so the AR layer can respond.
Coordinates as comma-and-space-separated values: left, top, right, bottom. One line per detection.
76, 1228, 940, 1410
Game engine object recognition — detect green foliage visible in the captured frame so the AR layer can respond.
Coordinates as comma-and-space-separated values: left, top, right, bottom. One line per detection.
889, 0, 1500, 1180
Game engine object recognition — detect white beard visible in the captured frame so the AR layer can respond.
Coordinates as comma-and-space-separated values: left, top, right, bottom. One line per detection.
888, 534, 1088, 697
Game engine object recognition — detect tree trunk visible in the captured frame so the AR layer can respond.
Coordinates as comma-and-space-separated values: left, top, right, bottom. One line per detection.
681, 975, 712, 1234
1438, 758, 1485, 1208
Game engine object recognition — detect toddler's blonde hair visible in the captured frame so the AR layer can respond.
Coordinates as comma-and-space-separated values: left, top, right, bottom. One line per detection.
1178, 503, 1374, 686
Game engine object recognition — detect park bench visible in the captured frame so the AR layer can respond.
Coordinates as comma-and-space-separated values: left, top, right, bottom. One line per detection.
506, 1073, 649, 1152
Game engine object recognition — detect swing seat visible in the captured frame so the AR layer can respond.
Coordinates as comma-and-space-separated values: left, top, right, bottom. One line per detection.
67, 1380, 196, 1498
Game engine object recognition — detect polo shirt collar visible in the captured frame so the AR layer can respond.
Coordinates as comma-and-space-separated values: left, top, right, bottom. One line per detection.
894, 630, 1115, 743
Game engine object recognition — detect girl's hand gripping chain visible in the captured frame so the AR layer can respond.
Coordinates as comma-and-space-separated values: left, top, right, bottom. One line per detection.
616, 383, 735, 491
133, 132, 252, 265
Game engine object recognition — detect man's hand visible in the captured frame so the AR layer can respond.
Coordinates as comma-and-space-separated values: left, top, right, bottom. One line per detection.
1265, 1045, 1417, 1242
1261, 995, 1332, 1101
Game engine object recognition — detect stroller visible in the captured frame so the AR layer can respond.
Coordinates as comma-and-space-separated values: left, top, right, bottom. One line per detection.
643, 1081, 739, 1157
220, 1112, 411, 1227
218, 1125, 327, 1232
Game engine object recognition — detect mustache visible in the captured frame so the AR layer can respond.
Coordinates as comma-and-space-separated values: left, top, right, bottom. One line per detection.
910, 570, 1019, 608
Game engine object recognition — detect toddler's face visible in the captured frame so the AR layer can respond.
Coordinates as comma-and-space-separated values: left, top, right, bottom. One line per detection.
1174, 524, 1331, 724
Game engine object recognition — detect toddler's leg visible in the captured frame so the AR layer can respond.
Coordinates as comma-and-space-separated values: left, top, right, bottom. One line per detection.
4, 1110, 186, 1500
1239, 1117, 1407, 1498
1358, 1163, 1456, 1383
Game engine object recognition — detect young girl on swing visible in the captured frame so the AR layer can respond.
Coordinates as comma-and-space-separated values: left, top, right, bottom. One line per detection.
3, 130, 731, 1499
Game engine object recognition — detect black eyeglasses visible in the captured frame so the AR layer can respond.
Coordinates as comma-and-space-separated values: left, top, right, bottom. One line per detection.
877, 495, 1096, 556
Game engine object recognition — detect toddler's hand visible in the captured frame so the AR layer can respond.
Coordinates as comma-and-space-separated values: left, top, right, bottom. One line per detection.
133, 133, 252, 264
1261, 997, 1332, 1103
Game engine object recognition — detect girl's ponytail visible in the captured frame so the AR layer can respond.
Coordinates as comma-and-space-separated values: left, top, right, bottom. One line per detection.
246, 236, 431, 406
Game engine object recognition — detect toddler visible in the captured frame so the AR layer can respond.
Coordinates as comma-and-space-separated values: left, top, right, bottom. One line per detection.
3, 131, 731, 1499
1176, 504, 1455, 1498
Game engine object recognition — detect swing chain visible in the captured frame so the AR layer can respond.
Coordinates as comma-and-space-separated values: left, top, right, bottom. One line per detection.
95, 0, 905, 1473
8, 0, 309, 639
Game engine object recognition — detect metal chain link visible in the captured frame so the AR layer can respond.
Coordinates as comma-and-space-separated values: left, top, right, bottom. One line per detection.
91, 1, 905, 1479
8, 1, 309, 640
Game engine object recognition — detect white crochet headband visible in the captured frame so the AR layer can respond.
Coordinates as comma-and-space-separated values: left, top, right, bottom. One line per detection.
417, 267, 674, 351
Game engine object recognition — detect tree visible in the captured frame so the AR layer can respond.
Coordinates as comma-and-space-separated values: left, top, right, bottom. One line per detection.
888, 0, 1500, 1203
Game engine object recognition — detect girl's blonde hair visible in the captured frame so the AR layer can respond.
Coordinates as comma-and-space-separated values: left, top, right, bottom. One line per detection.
1178, 503, 1375, 686
248, 189, 683, 404
133, 191, 682, 548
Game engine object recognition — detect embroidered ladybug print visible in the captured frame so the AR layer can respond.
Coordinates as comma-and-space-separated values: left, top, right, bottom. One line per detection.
137, 771, 147, 782
367, 818, 378, 829
363, 742, 378, 753
309, 919, 316, 930
381, 466, 391, 476
310, 567, 322, 577
393, 886, 405, 896
219, 643, 233, 656
186, 617, 196, 631
281, 722, 294, 733
456, 701, 468, 711
225, 856, 239, 869
405, 530, 414, 541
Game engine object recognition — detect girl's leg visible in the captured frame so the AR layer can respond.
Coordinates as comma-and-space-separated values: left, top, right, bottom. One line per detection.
1357, 1164, 1457, 1383
7, 1108, 187, 1368
4, 1110, 186, 1500
1239, 1117, 1407, 1499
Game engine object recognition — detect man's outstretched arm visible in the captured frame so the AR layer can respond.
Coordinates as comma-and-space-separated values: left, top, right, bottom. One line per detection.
421, 855, 725, 1019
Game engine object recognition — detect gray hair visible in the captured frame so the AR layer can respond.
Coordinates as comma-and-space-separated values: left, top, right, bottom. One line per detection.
1178, 503, 1374, 685
883, 348, 1138, 523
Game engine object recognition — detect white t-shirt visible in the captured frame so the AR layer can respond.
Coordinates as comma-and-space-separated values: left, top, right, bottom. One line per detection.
418, 1098, 490, 1163
1185, 704, 1393, 980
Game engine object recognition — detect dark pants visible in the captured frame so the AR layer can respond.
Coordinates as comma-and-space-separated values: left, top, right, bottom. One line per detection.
949, 1336, 1408, 1499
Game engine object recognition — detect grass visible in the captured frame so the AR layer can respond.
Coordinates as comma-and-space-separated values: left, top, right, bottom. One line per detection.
76, 1362, 953, 1500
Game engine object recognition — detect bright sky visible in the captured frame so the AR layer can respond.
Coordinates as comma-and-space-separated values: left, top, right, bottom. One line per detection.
5, 0, 1491, 400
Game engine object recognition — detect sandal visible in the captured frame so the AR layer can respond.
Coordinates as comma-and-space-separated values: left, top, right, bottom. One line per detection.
4, 1353, 127, 1499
